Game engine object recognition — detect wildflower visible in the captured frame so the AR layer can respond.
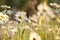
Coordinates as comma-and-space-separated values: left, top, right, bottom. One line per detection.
2, 10, 12, 15
50, 3, 60, 8
1, 5, 11, 9
53, 3, 57, 6
29, 31, 42, 40
0, 12, 9, 24
29, 15, 39, 22
15, 11, 27, 22
50, 3, 57, 6
50, 3, 54, 6
37, 2, 56, 19
8, 27, 18, 36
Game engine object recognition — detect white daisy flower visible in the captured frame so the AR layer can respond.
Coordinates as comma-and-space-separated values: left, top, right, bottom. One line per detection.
0, 12, 9, 24
15, 11, 27, 22
29, 32, 42, 40
50, 3, 54, 6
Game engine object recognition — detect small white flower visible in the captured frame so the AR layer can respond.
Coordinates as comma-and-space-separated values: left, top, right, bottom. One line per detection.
37, 2, 56, 19
0, 12, 9, 24
1, 5, 11, 9
8, 27, 17, 36
29, 32, 42, 40
50, 3, 57, 6
29, 15, 39, 22
50, 3, 60, 8
50, 3, 54, 6
53, 3, 57, 6
2, 10, 12, 15
15, 11, 27, 22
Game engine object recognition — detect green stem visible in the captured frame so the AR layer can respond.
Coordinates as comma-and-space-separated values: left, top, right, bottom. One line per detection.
17, 22, 21, 40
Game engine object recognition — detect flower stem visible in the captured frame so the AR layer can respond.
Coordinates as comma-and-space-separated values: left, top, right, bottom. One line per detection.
17, 22, 21, 40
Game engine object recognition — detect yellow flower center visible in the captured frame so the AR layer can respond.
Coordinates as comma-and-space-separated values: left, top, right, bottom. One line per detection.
1, 16, 5, 20
19, 16, 23, 19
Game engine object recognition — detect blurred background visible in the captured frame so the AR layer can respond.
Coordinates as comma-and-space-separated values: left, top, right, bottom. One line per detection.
0, 0, 60, 11
0, 0, 60, 17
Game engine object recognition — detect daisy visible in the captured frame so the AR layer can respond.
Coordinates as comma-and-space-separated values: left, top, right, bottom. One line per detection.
15, 11, 27, 22
29, 31, 42, 40
0, 12, 9, 24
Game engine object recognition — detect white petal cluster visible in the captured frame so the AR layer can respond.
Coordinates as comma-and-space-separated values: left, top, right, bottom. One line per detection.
50, 3, 60, 8
15, 11, 27, 22
1, 5, 11, 9
0, 12, 9, 24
